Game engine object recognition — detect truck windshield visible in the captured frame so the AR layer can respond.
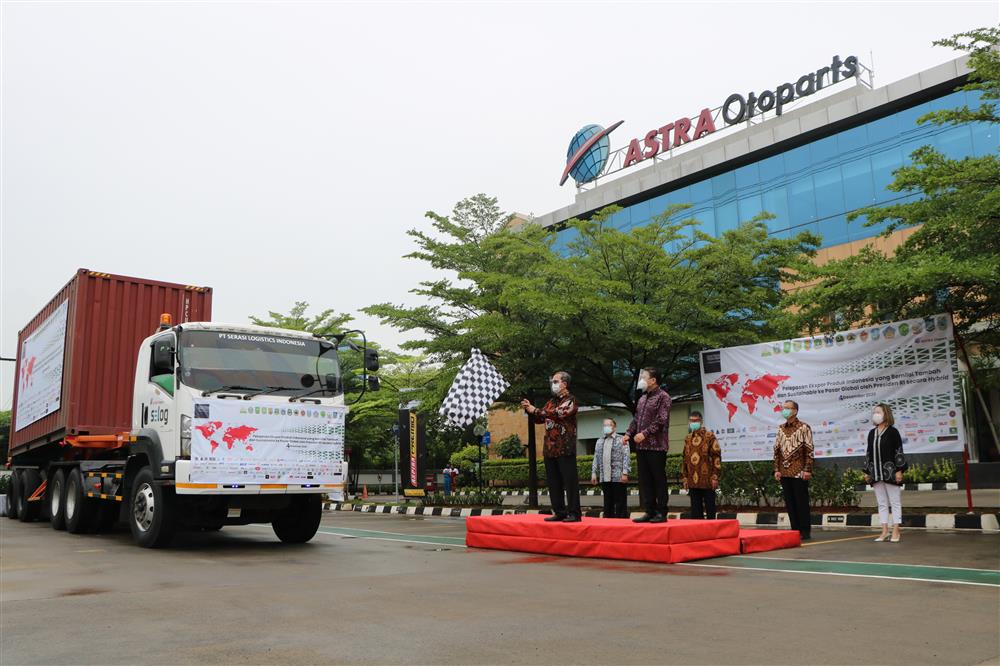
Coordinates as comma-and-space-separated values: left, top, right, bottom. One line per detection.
178, 330, 339, 395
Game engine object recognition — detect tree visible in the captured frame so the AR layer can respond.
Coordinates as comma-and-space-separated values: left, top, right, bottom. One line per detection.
495, 434, 524, 459
0, 410, 10, 463
788, 27, 1000, 385
365, 195, 819, 413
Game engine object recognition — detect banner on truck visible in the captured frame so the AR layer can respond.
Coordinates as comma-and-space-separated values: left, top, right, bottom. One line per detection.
190, 399, 347, 494
15, 300, 69, 431
699, 314, 965, 462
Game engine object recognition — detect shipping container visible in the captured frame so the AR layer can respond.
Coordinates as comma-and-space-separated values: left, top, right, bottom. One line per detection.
9, 269, 212, 457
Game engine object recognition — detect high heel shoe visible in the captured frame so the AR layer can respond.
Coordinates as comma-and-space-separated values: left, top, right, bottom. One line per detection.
890, 533, 901, 543
874, 534, 889, 542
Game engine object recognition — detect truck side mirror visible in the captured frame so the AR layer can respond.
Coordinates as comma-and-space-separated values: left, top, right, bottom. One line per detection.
152, 339, 175, 374
367, 375, 381, 392
325, 373, 343, 394
364, 348, 380, 372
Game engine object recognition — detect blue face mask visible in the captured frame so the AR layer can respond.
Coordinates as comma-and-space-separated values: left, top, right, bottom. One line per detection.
689, 421, 701, 432
781, 408, 794, 420
602, 425, 613, 435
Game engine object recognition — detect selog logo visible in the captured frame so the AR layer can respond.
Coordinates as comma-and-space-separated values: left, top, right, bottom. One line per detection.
150, 406, 169, 425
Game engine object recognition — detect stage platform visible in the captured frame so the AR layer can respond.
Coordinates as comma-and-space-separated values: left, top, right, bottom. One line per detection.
465, 514, 799, 564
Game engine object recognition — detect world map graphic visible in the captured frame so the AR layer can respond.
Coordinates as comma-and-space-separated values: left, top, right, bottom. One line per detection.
705, 373, 792, 421
194, 421, 259, 453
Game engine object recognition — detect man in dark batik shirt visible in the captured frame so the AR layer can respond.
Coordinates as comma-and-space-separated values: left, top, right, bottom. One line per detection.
521, 371, 580, 522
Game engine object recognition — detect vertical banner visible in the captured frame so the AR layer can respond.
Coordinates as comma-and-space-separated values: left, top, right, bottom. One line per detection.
700, 314, 965, 462
399, 408, 426, 497
15, 300, 69, 430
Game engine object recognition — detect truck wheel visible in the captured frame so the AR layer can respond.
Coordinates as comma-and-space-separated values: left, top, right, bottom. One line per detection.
65, 468, 96, 534
9, 471, 23, 520
48, 469, 68, 530
18, 468, 43, 522
128, 467, 175, 548
272, 495, 321, 544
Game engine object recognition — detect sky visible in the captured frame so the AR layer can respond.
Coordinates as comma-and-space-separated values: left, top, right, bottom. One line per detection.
1, 0, 998, 409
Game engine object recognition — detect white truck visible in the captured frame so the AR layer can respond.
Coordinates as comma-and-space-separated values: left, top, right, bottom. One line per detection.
6, 270, 379, 547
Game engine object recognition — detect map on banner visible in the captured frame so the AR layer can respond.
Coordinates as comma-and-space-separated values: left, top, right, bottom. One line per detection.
15, 300, 69, 430
191, 398, 347, 493
699, 314, 966, 461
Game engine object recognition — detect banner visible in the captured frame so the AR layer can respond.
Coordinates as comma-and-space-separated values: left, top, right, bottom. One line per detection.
399, 407, 426, 497
699, 314, 965, 461
190, 399, 347, 492
16, 300, 69, 430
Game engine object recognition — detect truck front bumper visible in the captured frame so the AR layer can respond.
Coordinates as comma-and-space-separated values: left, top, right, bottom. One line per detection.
172, 460, 344, 496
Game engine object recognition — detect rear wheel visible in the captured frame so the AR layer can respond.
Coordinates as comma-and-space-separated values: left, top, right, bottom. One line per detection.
128, 467, 175, 548
65, 468, 96, 534
18, 469, 42, 522
48, 469, 67, 530
272, 495, 321, 544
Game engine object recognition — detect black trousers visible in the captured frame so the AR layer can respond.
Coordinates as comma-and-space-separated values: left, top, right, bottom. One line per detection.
688, 487, 717, 520
600, 482, 628, 518
636, 450, 668, 516
544, 455, 581, 518
780, 477, 811, 537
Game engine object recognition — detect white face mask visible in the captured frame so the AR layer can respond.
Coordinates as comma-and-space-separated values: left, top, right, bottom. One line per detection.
551, 382, 562, 396
637, 378, 648, 392
872, 411, 884, 425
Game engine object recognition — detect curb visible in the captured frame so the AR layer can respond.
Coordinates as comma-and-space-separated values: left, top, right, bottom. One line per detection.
324, 502, 1000, 532
445, 483, 960, 498
854, 482, 959, 491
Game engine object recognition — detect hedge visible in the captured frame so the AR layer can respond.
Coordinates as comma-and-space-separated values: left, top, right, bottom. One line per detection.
483, 455, 682, 485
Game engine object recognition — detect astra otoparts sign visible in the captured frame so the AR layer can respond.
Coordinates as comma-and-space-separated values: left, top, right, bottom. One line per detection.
561, 55, 859, 186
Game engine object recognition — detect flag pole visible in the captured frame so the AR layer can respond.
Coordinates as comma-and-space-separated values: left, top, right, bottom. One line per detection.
527, 388, 539, 509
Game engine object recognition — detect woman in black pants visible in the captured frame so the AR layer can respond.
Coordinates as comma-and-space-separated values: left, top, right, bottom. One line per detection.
591, 418, 631, 518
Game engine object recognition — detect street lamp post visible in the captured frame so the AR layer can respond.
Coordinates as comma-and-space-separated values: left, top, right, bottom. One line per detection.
391, 423, 400, 503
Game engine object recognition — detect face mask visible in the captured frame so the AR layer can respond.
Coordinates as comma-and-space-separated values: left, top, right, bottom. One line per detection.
551, 382, 561, 396
872, 412, 884, 425
602, 425, 613, 435
781, 408, 794, 420
636, 379, 648, 392
689, 422, 701, 432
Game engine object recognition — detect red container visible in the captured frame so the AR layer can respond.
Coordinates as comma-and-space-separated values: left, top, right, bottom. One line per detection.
9, 269, 212, 457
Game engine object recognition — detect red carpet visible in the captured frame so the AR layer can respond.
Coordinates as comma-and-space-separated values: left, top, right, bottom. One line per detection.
465, 514, 742, 564
739, 528, 801, 553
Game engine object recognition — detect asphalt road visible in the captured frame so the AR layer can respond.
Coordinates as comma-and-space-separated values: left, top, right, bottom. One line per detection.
2, 514, 998, 665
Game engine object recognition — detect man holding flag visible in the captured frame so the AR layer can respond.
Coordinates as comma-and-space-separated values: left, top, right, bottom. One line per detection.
521, 371, 581, 523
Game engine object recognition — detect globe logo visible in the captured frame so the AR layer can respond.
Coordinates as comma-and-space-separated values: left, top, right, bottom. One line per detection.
560, 120, 623, 186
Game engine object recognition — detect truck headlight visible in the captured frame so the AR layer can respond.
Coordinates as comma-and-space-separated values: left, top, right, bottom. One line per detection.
180, 414, 192, 457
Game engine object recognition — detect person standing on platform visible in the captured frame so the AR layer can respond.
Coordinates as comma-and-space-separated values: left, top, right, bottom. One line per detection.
521, 371, 581, 522
681, 411, 722, 519
624, 368, 672, 523
863, 403, 907, 542
590, 418, 631, 518
773, 400, 814, 540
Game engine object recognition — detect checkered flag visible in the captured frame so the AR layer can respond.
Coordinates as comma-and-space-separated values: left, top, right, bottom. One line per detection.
439, 348, 510, 429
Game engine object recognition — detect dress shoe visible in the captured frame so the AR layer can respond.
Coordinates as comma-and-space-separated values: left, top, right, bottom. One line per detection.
563, 515, 582, 523
544, 514, 566, 522
649, 513, 667, 523
632, 514, 653, 523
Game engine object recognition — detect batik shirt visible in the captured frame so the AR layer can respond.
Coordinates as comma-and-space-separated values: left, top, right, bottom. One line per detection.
773, 418, 814, 479
682, 428, 722, 489
533, 393, 579, 458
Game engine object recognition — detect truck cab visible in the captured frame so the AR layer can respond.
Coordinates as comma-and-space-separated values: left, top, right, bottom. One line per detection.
117, 320, 374, 546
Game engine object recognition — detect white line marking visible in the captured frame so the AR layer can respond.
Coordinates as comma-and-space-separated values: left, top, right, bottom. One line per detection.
676, 562, 999, 588
739, 555, 1000, 574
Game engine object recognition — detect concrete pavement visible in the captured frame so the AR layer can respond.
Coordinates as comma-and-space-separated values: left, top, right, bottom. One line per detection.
2, 513, 998, 664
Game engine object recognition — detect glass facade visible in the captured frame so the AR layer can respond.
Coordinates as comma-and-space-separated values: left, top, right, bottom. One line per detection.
554, 90, 997, 251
